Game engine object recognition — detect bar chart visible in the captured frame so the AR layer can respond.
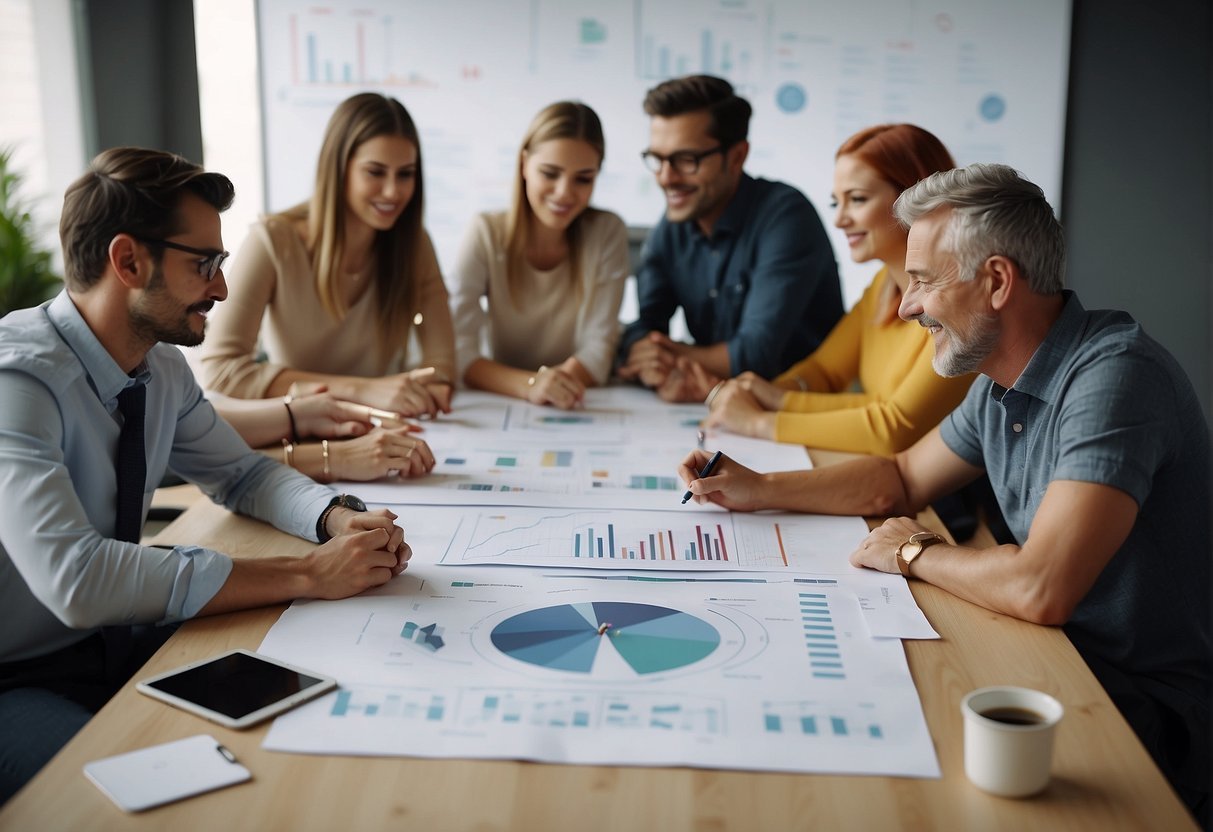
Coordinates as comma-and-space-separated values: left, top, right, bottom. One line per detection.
329, 686, 447, 721
445, 509, 745, 567
462, 690, 595, 729
799, 592, 845, 680
761, 700, 886, 743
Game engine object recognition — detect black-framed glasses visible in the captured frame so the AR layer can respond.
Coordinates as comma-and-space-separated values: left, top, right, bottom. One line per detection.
640, 145, 726, 175
137, 237, 230, 282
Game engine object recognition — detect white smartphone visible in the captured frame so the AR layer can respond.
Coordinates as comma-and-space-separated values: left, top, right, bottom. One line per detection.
136, 649, 336, 729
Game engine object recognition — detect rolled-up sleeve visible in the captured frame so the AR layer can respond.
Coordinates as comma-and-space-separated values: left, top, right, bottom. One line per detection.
0, 370, 232, 630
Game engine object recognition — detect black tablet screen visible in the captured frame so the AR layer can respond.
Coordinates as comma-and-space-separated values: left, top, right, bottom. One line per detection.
145, 653, 325, 718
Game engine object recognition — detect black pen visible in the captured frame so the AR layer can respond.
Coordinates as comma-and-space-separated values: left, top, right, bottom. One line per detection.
681, 450, 723, 505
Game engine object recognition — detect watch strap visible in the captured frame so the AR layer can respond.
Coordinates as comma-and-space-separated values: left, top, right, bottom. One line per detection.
316, 494, 366, 543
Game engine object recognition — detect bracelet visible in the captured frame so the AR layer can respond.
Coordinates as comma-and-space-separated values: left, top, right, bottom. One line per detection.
322, 439, 331, 482
527, 365, 549, 387
704, 380, 727, 408
283, 396, 299, 443
281, 439, 295, 468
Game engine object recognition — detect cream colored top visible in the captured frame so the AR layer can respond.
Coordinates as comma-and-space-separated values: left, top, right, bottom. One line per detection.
448, 210, 629, 385
201, 215, 455, 397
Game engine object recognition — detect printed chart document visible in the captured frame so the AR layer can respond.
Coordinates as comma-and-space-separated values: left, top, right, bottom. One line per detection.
376, 506, 936, 640
343, 387, 810, 510
260, 565, 940, 778
435, 507, 868, 571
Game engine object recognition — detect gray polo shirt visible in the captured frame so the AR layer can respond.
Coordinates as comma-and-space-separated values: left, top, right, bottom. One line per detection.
940, 291, 1210, 795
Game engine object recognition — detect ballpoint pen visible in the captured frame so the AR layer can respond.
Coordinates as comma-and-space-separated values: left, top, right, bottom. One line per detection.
681, 450, 723, 505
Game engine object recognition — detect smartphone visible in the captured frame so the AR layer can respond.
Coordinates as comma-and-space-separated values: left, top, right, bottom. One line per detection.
136, 649, 336, 729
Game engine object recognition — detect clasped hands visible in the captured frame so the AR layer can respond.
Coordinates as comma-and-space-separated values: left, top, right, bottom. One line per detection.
526, 357, 587, 410
309, 506, 412, 595
700, 372, 786, 440
619, 333, 719, 403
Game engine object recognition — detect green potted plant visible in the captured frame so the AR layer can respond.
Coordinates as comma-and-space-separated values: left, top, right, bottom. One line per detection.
0, 147, 62, 317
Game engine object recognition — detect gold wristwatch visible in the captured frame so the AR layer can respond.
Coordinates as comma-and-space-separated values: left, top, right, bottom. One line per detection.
895, 532, 945, 577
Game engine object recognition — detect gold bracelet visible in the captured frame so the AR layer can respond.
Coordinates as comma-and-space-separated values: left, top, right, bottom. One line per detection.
281, 438, 295, 468
704, 380, 727, 408
322, 439, 331, 482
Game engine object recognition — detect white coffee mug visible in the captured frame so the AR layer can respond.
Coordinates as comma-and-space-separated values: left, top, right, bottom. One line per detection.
961, 686, 1064, 797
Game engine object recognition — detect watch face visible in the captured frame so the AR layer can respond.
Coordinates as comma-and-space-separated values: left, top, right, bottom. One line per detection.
902, 541, 924, 560
343, 495, 367, 512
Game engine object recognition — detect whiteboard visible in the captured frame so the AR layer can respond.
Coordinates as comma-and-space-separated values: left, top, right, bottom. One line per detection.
255, 0, 1071, 303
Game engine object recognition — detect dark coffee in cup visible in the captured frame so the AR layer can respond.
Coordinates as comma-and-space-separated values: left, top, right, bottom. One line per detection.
980, 706, 1045, 726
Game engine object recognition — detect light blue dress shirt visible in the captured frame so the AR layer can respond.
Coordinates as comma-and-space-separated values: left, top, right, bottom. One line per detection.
0, 292, 338, 663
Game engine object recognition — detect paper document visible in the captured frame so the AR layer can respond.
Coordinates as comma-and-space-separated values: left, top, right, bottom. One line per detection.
260, 565, 940, 778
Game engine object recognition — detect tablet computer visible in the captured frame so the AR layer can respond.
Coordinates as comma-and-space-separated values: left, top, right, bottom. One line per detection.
136, 649, 336, 729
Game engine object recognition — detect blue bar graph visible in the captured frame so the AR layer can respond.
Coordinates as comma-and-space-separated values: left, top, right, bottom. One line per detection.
800, 593, 844, 679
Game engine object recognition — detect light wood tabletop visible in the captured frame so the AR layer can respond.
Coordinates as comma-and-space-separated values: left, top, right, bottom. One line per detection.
1, 455, 1195, 831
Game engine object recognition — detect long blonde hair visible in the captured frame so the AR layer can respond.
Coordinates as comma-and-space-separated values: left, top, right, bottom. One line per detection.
503, 101, 605, 306
281, 92, 426, 361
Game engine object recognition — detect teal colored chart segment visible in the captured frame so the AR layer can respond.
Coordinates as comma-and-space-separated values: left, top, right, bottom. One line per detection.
490, 602, 720, 675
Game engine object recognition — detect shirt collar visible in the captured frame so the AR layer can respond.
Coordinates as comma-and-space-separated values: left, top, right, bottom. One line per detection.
47, 291, 151, 409
999, 290, 1086, 405
702, 172, 755, 241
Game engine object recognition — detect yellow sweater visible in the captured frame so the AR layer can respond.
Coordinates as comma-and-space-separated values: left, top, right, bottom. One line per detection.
772, 267, 974, 456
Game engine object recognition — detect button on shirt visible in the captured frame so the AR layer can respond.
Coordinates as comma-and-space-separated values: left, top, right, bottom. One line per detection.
621, 174, 843, 378
940, 291, 1210, 792
0, 292, 338, 663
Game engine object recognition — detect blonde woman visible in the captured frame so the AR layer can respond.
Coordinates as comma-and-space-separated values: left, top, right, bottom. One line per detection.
448, 101, 629, 409
201, 93, 451, 479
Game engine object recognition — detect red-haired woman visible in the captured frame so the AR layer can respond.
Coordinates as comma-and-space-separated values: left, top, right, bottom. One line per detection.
704, 124, 975, 456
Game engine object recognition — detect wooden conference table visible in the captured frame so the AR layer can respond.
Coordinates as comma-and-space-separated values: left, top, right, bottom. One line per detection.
1, 453, 1195, 831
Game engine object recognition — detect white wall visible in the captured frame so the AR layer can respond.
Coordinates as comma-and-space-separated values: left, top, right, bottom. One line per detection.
0, 0, 86, 271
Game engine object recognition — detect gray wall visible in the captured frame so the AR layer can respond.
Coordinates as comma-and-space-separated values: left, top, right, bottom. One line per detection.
77, 0, 202, 163
1063, 0, 1212, 418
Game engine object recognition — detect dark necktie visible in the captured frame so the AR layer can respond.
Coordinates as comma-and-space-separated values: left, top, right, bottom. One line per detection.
106, 383, 146, 683
114, 383, 147, 543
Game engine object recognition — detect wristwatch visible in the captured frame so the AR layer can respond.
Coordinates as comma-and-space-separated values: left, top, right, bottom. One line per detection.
895, 532, 945, 577
316, 493, 367, 543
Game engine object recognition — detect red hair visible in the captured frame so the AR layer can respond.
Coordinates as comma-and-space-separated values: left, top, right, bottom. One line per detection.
837, 124, 956, 191
837, 124, 955, 323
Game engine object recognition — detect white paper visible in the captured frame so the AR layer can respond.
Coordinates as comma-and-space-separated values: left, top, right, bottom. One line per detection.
259, 565, 940, 778
343, 429, 810, 511
381, 505, 934, 640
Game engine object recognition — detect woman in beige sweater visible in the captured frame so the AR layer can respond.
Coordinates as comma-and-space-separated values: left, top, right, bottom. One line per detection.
448, 101, 628, 409
201, 93, 453, 480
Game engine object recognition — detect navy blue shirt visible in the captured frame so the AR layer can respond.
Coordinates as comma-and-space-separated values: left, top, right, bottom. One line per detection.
941, 291, 1210, 799
621, 174, 842, 378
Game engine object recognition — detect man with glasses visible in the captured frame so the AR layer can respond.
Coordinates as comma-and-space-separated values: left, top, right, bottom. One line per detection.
0, 148, 409, 801
619, 75, 843, 401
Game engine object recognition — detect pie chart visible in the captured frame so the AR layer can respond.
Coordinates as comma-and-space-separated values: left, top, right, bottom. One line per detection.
490, 602, 720, 675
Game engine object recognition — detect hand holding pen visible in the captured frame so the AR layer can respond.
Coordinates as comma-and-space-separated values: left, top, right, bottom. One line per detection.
681, 451, 723, 504
677, 449, 767, 512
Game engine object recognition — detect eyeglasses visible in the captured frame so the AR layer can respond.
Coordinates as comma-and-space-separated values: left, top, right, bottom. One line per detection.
137, 237, 230, 282
640, 145, 726, 175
